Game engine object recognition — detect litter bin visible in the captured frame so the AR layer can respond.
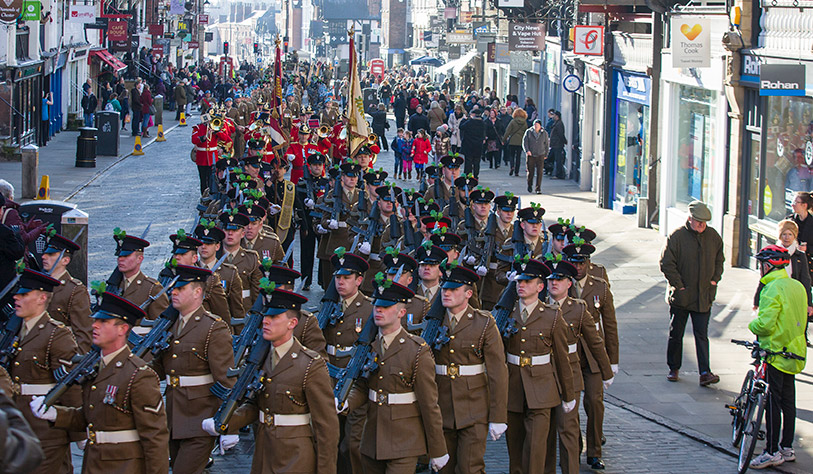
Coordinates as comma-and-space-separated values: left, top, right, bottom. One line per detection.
95, 112, 120, 156
75, 127, 98, 167
18, 200, 89, 285
153, 95, 164, 126
363, 87, 379, 115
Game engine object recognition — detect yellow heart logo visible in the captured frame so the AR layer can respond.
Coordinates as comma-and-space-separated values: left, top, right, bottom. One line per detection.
680, 24, 703, 41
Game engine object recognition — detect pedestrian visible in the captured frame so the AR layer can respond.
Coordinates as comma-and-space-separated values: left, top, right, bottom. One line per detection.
39, 91, 53, 147
392, 128, 406, 179
789, 191, 813, 343
484, 109, 502, 170
130, 79, 143, 136
408, 104, 430, 136
549, 111, 567, 179
370, 103, 389, 151
411, 129, 431, 180
748, 245, 807, 470
522, 119, 549, 194
659, 200, 724, 386
524, 97, 538, 126
459, 108, 486, 178
496, 107, 513, 167
402, 131, 415, 179
141, 83, 153, 138
393, 90, 407, 129
432, 124, 450, 163
753, 220, 812, 316
448, 104, 465, 153
81, 82, 98, 128
116, 77, 130, 131
428, 101, 446, 132
502, 108, 528, 177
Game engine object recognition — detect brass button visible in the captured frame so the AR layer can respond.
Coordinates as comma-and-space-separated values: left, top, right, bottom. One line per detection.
89, 404, 94, 409
449, 349, 455, 354
14, 362, 19, 366
174, 340, 180, 345
172, 354, 178, 359
170, 369, 176, 374
522, 327, 527, 331
336, 331, 342, 336
521, 339, 526, 343
88, 423, 93, 428
91, 385, 96, 391
520, 350, 525, 354
450, 335, 455, 340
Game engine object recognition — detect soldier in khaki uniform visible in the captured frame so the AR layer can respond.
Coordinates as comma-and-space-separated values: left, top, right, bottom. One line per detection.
322, 250, 373, 474
10, 269, 81, 474
429, 232, 481, 310
224, 97, 246, 160
317, 162, 362, 279
433, 263, 509, 473
381, 250, 429, 329
195, 223, 245, 326
263, 264, 327, 358
567, 227, 610, 283
504, 259, 576, 474
410, 243, 449, 329
41, 233, 93, 352
496, 206, 549, 285
239, 203, 286, 263
166, 232, 230, 326
547, 221, 571, 259
344, 281, 449, 473
30, 292, 170, 474
219, 211, 262, 317
356, 184, 404, 295
147, 265, 235, 474
424, 154, 463, 206
563, 243, 619, 470
543, 261, 614, 474
203, 288, 339, 473
112, 234, 170, 325
457, 187, 506, 310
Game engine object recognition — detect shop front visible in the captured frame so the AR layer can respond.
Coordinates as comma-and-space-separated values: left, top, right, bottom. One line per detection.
609, 69, 651, 214
0, 60, 44, 148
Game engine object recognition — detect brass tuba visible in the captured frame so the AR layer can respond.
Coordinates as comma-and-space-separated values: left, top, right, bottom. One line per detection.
210, 117, 223, 131
368, 133, 378, 145
318, 125, 331, 138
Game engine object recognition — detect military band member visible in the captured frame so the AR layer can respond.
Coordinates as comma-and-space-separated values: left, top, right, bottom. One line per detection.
219, 211, 262, 314
298, 152, 330, 290
563, 243, 619, 470
425, 154, 464, 205
194, 222, 246, 326
203, 287, 339, 473
147, 265, 235, 474
543, 260, 613, 474
11, 269, 80, 474
41, 233, 93, 352
286, 124, 319, 184
504, 259, 576, 474
30, 292, 170, 474
224, 97, 246, 160
317, 162, 362, 278
166, 232, 230, 326
343, 281, 449, 474
192, 117, 226, 195
434, 262, 509, 473
239, 202, 285, 263
113, 233, 170, 323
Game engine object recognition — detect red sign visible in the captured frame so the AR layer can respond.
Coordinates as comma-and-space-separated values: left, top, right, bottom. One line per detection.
199, 14, 208, 24
148, 23, 163, 36
369, 58, 385, 77
188, 40, 199, 49
152, 45, 164, 57
108, 20, 128, 41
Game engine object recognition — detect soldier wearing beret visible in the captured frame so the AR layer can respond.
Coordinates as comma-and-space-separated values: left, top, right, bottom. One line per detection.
219, 211, 263, 321
195, 222, 246, 326
30, 292, 170, 474
41, 233, 93, 352
112, 232, 170, 326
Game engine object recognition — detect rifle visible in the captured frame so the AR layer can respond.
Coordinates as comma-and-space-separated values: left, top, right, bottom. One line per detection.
419, 169, 428, 194
0, 272, 21, 322
210, 338, 271, 434
448, 186, 460, 230
492, 220, 529, 338
315, 277, 342, 329
0, 315, 22, 369
129, 305, 181, 358
231, 294, 265, 368
477, 212, 498, 278
42, 346, 102, 408
462, 207, 481, 260
418, 289, 450, 349
433, 176, 445, 209
351, 201, 382, 249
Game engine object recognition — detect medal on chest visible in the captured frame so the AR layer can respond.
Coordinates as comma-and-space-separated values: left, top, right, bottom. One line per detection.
104, 385, 118, 405
355, 317, 363, 333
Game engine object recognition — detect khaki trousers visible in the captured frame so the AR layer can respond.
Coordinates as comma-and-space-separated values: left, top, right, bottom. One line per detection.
581, 369, 605, 457
507, 408, 552, 474
361, 454, 420, 474
439, 423, 487, 474
169, 435, 216, 474
544, 397, 581, 474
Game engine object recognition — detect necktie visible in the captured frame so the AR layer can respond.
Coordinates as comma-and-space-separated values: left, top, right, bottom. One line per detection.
380, 338, 387, 356
449, 315, 457, 331
226, 253, 234, 264
19, 325, 27, 341
177, 317, 186, 334
575, 283, 582, 298
271, 350, 279, 370
521, 308, 529, 323
121, 279, 128, 292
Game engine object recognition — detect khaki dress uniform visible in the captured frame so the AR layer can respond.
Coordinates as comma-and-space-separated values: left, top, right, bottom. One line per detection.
203, 261, 245, 327
358, 214, 402, 295
544, 297, 613, 474
229, 338, 339, 473
225, 106, 245, 160
573, 275, 618, 460
202, 271, 231, 326
119, 271, 170, 323
318, 187, 360, 274
433, 306, 508, 474
456, 217, 508, 310
346, 327, 447, 473
0, 365, 13, 394
243, 231, 286, 263
294, 309, 328, 358
495, 239, 548, 286
10, 313, 81, 474
148, 306, 235, 474
53, 347, 170, 474
227, 248, 263, 317
587, 261, 610, 285
401, 293, 430, 332
504, 301, 575, 474
424, 179, 453, 205
48, 270, 93, 352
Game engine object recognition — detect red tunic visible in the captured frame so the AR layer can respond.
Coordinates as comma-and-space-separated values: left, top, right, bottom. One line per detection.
192, 123, 220, 166
285, 142, 319, 184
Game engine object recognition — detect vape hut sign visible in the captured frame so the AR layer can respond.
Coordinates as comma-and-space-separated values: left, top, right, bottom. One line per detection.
508, 22, 546, 52
671, 18, 710, 68
760, 64, 806, 96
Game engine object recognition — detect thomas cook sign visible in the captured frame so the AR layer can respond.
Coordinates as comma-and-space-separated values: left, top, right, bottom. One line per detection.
671, 18, 710, 68
760, 64, 806, 96
0, 0, 24, 23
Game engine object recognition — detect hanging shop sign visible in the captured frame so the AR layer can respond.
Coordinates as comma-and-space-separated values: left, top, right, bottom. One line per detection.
616, 71, 651, 105
759, 64, 805, 96
563, 74, 583, 93
573, 25, 604, 55
108, 20, 128, 41
22, 0, 40, 21
670, 18, 710, 68
68, 3, 96, 23
0, 0, 23, 23
508, 22, 545, 52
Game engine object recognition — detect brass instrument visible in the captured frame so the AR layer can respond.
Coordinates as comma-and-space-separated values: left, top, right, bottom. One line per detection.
318, 125, 331, 138
368, 133, 377, 145
210, 117, 223, 131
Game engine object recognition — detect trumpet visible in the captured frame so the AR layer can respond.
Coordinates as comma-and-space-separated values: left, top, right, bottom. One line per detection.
368, 134, 378, 145
318, 125, 331, 138
209, 118, 223, 131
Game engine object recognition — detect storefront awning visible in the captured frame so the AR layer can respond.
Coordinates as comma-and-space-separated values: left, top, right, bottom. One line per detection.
435, 50, 479, 76
89, 49, 127, 73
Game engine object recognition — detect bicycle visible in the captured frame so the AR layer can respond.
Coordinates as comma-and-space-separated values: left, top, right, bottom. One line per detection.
725, 339, 804, 473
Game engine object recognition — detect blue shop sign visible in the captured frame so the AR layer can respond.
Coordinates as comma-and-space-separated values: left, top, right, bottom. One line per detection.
615, 71, 651, 106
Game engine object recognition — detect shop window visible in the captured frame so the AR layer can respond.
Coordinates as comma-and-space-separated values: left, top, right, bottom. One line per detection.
615, 100, 650, 206
673, 84, 717, 212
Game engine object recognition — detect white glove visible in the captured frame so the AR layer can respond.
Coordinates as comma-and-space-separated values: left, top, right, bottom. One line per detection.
430, 454, 450, 472
268, 204, 282, 216
562, 399, 576, 413
219, 434, 240, 452
328, 219, 339, 230
358, 241, 372, 255
611, 364, 619, 376
465, 255, 476, 265
507, 270, 518, 282
202, 417, 219, 436
305, 198, 315, 209
335, 397, 347, 414
488, 422, 507, 441
29, 396, 56, 422
316, 224, 329, 235
475, 265, 487, 277
75, 440, 87, 450
603, 376, 614, 390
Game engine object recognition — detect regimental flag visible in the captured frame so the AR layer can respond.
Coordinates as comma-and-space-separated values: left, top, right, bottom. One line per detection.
347, 28, 370, 158
273, 36, 283, 117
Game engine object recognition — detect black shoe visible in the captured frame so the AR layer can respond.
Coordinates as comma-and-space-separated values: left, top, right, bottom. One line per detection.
527, 185, 532, 193
587, 457, 605, 469
206, 457, 214, 468
535, 189, 542, 194
601, 436, 606, 446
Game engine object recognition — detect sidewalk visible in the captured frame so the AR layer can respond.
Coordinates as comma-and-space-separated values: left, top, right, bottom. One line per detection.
0, 112, 186, 202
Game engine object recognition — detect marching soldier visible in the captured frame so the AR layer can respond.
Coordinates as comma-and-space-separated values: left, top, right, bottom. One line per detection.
239, 203, 286, 263
297, 152, 330, 290
496, 206, 548, 285
363, 169, 388, 208
147, 265, 235, 474
330, 114, 349, 164
264, 156, 299, 255
563, 243, 619, 470
356, 184, 404, 295
548, 220, 572, 259
241, 154, 267, 193
11, 269, 81, 474
194, 222, 246, 326
263, 264, 328, 357
286, 124, 319, 184
355, 145, 376, 171
113, 233, 169, 323
321, 100, 339, 128
380, 249, 428, 328
425, 154, 464, 205
202, 288, 339, 473
343, 280, 449, 473
317, 162, 362, 278
166, 232, 230, 326
224, 97, 246, 160
503, 258, 576, 474
433, 262, 509, 473
192, 117, 226, 195
458, 187, 506, 310
568, 227, 610, 284
41, 233, 93, 352
414, 242, 449, 317
493, 193, 518, 243
219, 211, 262, 315
543, 260, 613, 474
30, 292, 170, 474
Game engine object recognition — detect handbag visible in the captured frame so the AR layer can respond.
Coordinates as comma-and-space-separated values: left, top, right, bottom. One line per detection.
149, 104, 157, 115
487, 139, 498, 153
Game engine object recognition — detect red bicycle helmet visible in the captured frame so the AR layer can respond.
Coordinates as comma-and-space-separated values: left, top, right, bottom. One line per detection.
755, 244, 791, 268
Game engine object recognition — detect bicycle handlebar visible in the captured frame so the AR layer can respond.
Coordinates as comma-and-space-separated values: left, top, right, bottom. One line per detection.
730, 339, 805, 361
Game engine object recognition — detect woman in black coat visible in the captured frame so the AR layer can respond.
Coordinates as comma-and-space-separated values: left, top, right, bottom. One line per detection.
754, 219, 813, 316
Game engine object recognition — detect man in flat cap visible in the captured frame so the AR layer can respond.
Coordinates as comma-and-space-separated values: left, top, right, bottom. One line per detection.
659, 200, 724, 386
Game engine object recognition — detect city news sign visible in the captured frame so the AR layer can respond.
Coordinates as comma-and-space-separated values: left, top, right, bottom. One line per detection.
670, 18, 710, 68
573, 25, 603, 55
508, 22, 545, 52
760, 64, 806, 96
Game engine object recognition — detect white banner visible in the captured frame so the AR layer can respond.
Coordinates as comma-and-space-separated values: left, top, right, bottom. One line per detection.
671, 18, 710, 68
68, 4, 95, 23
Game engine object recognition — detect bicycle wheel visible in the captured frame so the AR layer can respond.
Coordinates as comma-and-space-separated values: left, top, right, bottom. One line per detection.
738, 391, 766, 474
731, 370, 754, 447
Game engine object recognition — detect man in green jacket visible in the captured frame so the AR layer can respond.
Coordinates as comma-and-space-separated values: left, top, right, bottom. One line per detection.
749, 245, 807, 469
659, 200, 724, 385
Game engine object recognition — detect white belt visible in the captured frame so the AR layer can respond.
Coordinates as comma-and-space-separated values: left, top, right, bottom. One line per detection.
506, 353, 550, 367
326, 344, 354, 356
368, 390, 417, 405
196, 146, 217, 152
87, 429, 139, 444
242, 289, 251, 298
368, 254, 381, 261
435, 363, 485, 377
259, 412, 312, 426
338, 221, 347, 228
166, 374, 214, 388
568, 343, 577, 354
20, 383, 55, 396
488, 262, 498, 270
